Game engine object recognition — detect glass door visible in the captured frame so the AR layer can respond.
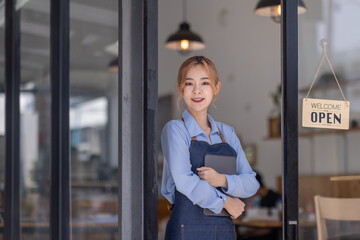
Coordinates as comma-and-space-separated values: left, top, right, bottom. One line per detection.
19, 1, 51, 238
298, 0, 360, 239
1, 0, 158, 239
69, 0, 118, 239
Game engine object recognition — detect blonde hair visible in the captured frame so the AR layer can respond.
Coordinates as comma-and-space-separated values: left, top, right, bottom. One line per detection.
176, 56, 219, 110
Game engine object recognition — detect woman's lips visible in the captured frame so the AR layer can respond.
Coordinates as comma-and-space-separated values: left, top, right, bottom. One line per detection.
191, 98, 205, 103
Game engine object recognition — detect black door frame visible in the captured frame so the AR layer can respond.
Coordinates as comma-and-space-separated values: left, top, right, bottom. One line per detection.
4, 0, 21, 238
49, 0, 70, 239
281, 0, 299, 239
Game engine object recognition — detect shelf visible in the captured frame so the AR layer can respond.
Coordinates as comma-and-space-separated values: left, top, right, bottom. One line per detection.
299, 126, 360, 137
265, 126, 360, 140
264, 136, 281, 140
330, 175, 360, 181
299, 80, 349, 94
299, 78, 360, 94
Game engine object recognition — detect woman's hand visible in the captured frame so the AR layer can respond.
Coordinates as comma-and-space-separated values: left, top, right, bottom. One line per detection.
197, 167, 228, 188
223, 197, 245, 219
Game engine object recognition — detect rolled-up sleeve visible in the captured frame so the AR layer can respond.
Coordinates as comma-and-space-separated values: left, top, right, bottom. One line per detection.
221, 128, 260, 198
161, 121, 227, 214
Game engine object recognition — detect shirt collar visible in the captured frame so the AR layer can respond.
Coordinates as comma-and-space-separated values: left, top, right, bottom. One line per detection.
182, 109, 219, 138
207, 113, 220, 135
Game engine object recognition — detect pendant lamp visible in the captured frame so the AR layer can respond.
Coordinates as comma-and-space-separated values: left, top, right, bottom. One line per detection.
254, 0, 307, 23
107, 58, 118, 72
165, 0, 205, 54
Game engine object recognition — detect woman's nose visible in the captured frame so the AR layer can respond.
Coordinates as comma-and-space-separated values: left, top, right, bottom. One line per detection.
193, 84, 202, 94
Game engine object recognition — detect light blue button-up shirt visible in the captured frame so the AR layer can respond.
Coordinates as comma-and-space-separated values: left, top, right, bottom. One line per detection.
161, 109, 260, 214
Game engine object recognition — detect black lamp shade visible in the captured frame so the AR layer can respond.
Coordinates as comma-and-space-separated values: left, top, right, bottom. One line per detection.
165, 22, 205, 51
254, 0, 306, 17
107, 58, 118, 72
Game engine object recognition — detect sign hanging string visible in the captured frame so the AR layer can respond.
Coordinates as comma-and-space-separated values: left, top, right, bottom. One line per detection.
305, 42, 348, 104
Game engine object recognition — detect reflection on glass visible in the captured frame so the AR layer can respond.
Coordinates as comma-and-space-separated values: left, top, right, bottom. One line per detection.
70, 0, 118, 239
19, 0, 51, 239
299, 0, 360, 239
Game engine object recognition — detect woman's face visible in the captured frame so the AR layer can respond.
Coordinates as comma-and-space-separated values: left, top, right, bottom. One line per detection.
182, 65, 221, 116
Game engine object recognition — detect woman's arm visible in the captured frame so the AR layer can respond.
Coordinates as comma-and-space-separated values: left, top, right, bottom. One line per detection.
161, 121, 228, 214
220, 127, 260, 198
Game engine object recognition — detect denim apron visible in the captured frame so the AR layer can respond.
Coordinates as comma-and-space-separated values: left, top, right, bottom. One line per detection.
165, 124, 237, 240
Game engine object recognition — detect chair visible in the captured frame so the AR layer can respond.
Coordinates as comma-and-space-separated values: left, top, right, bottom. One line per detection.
314, 195, 360, 240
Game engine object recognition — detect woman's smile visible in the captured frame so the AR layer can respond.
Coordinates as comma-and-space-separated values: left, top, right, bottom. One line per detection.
191, 98, 205, 103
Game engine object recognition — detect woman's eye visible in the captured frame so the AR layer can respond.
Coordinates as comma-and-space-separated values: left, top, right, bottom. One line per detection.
202, 82, 210, 85
185, 82, 192, 86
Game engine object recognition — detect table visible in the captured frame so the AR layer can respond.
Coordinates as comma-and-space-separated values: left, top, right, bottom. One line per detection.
328, 234, 360, 240
233, 219, 282, 240
233, 219, 318, 228
233, 219, 282, 228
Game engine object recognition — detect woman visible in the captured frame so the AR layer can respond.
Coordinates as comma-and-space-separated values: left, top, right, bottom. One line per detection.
161, 56, 259, 240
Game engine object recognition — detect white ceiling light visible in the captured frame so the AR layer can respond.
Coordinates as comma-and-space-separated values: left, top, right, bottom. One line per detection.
105, 41, 118, 56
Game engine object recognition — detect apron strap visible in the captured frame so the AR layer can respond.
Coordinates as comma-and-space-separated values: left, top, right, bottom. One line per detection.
181, 117, 226, 143
217, 128, 226, 143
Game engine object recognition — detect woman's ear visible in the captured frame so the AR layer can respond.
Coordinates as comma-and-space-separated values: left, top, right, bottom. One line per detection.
215, 81, 222, 95
177, 84, 184, 96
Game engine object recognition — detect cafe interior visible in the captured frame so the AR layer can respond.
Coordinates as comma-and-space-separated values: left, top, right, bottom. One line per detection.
1, 0, 360, 239
158, 0, 360, 239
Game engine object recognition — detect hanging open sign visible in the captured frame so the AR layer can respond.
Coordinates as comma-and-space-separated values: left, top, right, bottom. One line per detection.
302, 98, 349, 129
302, 41, 350, 130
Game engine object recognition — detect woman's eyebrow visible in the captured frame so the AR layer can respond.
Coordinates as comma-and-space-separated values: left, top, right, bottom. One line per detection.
185, 77, 209, 80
